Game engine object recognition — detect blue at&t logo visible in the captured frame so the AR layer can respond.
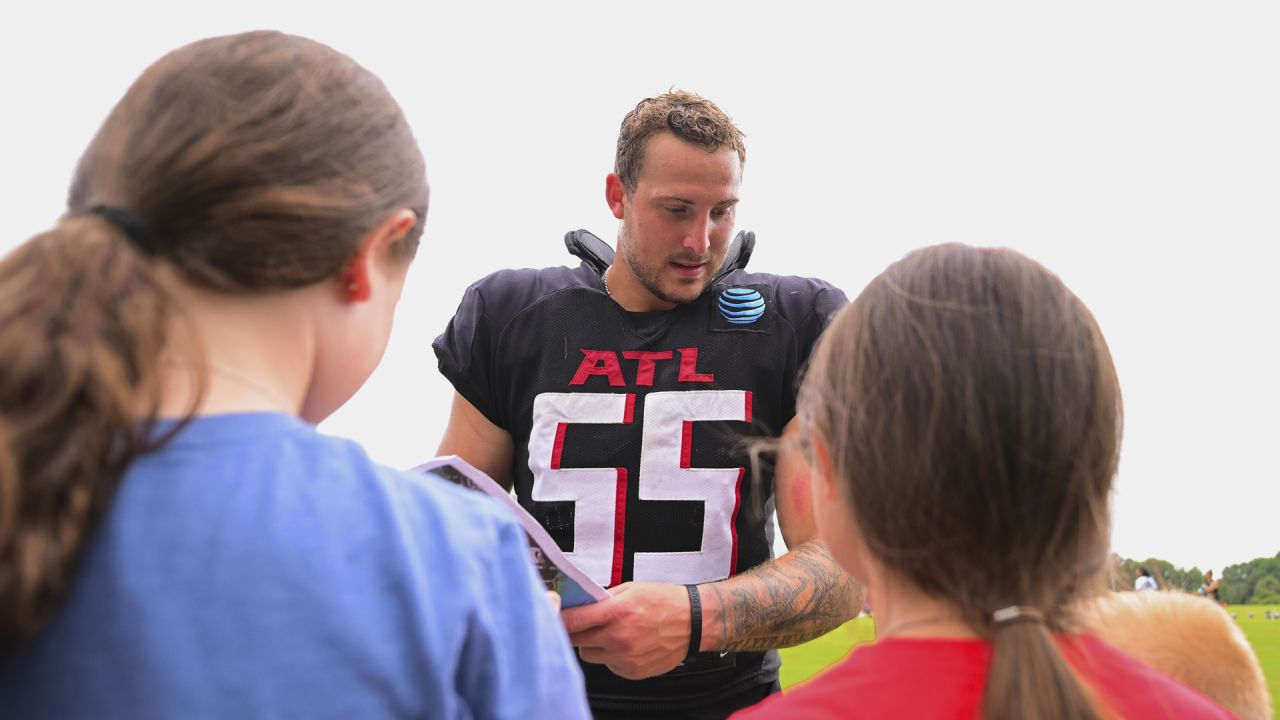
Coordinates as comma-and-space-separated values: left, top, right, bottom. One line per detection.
718, 287, 766, 324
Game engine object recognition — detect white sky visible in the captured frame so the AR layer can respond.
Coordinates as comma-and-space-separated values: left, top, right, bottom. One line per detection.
3, 1, 1276, 575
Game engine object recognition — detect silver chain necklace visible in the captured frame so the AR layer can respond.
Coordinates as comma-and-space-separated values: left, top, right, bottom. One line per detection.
874, 614, 958, 639
164, 360, 295, 413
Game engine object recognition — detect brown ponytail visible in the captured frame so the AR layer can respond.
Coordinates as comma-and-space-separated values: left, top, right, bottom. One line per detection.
986, 621, 1106, 720
0, 30, 428, 653
800, 244, 1122, 719
0, 217, 174, 652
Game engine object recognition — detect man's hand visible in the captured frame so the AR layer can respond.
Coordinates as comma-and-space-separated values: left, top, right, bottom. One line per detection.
560, 582, 692, 680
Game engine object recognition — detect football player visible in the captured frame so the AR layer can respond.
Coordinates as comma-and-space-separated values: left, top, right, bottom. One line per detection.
434, 91, 860, 719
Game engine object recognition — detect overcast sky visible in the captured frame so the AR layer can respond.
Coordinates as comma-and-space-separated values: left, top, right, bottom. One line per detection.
3, 1, 1276, 575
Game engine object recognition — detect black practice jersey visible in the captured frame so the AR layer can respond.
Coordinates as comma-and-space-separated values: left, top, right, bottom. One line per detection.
434, 260, 846, 715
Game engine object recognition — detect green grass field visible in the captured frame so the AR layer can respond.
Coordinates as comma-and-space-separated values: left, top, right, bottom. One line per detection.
779, 604, 1280, 718
1231, 604, 1280, 718
778, 614, 876, 689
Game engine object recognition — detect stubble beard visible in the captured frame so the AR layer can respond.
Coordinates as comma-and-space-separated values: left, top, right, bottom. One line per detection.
618, 227, 716, 308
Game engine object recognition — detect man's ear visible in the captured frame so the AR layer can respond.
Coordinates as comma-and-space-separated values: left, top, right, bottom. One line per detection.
341, 209, 417, 302
605, 173, 627, 220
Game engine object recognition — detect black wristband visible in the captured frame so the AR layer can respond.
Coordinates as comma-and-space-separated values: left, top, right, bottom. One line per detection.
684, 584, 703, 661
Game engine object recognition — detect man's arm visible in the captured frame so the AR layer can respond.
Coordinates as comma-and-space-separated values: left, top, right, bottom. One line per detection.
698, 541, 854, 652
563, 419, 862, 678
437, 391, 515, 491
698, 418, 860, 651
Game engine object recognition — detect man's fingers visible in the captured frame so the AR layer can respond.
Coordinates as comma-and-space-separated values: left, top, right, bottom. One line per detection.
567, 627, 608, 649
577, 648, 646, 681
577, 646, 608, 665
560, 597, 615, 634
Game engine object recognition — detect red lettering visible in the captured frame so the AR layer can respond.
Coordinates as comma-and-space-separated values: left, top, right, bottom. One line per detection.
570, 350, 625, 386
570, 348, 713, 386
677, 347, 715, 383
622, 351, 673, 387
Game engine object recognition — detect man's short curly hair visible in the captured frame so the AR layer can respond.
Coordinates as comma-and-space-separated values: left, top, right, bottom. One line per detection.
614, 91, 746, 193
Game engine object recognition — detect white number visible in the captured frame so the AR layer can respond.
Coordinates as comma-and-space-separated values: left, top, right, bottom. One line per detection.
633, 390, 749, 584
528, 390, 750, 587
529, 392, 633, 587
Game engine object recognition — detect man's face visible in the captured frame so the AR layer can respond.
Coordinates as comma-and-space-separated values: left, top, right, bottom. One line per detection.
608, 131, 741, 310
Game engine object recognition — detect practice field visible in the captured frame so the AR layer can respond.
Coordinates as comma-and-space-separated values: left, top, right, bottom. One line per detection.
1231, 604, 1280, 718
779, 604, 1280, 718
777, 615, 875, 689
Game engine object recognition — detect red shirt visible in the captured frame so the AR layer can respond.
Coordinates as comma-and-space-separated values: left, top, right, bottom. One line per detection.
731, 634, 1236, 719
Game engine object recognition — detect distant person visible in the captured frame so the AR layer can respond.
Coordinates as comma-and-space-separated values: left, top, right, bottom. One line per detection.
1201, 570, 1224, 604
0, 31, 588, 719
732, 244, 1233, 719
1080, 590, 1270, 720
1135, 567, 1158, 591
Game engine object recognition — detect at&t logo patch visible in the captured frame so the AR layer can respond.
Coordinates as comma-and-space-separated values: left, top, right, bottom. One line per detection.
717, 287, 766, 324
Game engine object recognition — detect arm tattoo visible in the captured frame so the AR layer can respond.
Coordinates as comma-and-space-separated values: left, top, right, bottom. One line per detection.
704, 540, 860, 651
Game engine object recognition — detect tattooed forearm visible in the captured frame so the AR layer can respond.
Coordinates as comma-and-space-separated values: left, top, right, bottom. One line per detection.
701, 540, 861, 652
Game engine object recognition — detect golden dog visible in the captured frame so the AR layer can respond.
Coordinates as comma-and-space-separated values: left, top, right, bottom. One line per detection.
1078, 590, 1271, 719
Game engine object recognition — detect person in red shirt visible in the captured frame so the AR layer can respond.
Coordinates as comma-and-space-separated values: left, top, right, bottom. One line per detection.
733, 244, 1235, 720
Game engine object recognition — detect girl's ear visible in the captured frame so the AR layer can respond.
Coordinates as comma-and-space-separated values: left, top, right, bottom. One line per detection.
339, 209, 416, 302
341, 254, 372, 302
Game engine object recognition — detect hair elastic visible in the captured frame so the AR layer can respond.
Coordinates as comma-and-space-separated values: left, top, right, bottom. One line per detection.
87, 204, 154, 255
992, 606, 1045, 627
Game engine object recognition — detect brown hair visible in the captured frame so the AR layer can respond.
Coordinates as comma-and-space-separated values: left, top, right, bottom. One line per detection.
798, 244, 1123, 719
614, 90, 746, 192
0, 31, 427, 653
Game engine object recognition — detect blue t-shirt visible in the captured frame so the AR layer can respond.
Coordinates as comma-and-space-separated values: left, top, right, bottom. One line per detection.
0, 412, 590, 720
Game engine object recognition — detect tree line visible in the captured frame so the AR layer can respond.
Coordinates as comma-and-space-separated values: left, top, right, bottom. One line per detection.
1110, 551, 1280, 604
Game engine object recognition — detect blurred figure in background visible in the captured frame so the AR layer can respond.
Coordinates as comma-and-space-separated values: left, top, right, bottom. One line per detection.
1135, 567, 1158, 591
1201, 570, 1224, 604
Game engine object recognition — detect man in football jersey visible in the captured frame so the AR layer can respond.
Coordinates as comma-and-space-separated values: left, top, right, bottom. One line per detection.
433, 91, 860, 719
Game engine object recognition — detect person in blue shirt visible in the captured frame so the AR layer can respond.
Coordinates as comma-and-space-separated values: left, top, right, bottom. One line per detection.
0, 30, 589, 720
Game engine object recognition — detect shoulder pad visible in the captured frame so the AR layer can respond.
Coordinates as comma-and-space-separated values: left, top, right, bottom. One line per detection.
564, 229, 613, 275
713, 231, 755, 283
563, 228, 755, 280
